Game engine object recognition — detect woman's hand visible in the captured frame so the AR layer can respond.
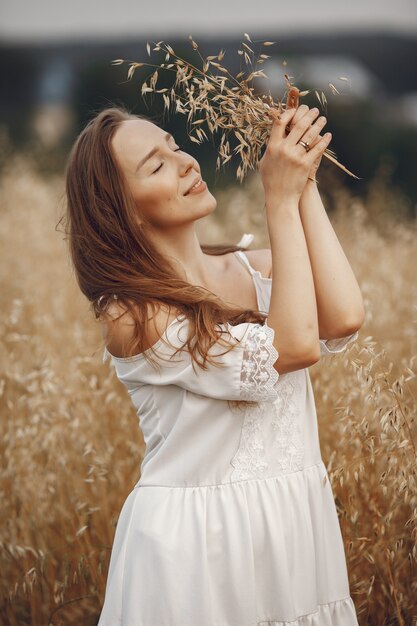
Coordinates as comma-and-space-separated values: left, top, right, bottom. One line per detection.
285, 105, 328, 183
284, 87, 327, 183
258, 105, 332, 203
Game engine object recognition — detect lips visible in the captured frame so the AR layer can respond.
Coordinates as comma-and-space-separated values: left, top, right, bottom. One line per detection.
184, 177, 202, 195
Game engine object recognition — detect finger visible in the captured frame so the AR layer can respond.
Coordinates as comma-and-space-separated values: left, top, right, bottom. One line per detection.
284, 88, 300, 136
296, 115, 328, 148
306, 132, 332, 158
286, 87, 299, 111
286, 107, 321, 146
285, 104, 309, 136
268, 107, 298, 142
305, 136, 322, 152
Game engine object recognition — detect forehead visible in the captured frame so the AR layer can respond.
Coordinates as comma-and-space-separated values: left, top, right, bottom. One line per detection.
111, 119, 166, 166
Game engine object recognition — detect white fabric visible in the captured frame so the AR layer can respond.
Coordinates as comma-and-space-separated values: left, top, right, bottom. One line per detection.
236, 232, 255, 248
98, 241, 359, 626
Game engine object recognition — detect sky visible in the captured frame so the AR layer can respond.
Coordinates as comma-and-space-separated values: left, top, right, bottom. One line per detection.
0, 0, 416, 43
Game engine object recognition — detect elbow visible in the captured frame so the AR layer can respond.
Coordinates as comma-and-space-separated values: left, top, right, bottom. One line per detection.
303, 344, 321, 366
353, 306, 366, 331
294, 336, 322, 365
324, 307, 365, 340
347, 300, 366, 332
273, 343, 320, 375
342, 308, 365, 336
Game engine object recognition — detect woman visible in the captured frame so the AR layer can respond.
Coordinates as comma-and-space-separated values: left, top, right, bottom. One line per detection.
64, 103, 364, 625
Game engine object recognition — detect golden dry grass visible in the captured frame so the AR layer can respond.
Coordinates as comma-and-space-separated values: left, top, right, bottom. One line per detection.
113, 34, 359, 182
0, 151, 416, 625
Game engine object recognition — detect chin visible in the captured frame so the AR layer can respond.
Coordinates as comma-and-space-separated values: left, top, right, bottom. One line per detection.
190, 192, 217, 214
205, 188, 217, 207
181, 189, 217, 223
202, 194, 217, 216
209, 192, 217, 207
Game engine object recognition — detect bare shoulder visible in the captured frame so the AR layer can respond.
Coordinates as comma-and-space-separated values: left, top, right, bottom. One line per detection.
100, 299, 179, 358
243, 248, 272, 279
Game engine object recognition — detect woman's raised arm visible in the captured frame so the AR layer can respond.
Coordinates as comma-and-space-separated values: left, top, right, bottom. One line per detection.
258, 106, 333, 374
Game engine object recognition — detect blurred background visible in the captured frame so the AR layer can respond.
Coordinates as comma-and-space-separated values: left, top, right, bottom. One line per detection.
1, 0, 417, 207
1, 2, 417, 625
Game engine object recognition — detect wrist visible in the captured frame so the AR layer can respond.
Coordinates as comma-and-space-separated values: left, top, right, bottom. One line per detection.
265, 194, 300, 213
265, 197, 300, 226
301, 179, 320, 198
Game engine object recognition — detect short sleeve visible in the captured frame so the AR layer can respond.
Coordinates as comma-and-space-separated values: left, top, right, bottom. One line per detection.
108, 317, 280, 403
319, 330, 359, 355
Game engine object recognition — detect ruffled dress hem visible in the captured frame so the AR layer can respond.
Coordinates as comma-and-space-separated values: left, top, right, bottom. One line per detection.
257, 596, 358, 625
98, 596, 358, 626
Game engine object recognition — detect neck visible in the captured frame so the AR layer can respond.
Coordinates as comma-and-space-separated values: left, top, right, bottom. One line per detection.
143, 221, 222, 286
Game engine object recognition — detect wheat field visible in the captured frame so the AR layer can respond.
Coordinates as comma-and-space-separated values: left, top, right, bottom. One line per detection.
0, 150, 416, 625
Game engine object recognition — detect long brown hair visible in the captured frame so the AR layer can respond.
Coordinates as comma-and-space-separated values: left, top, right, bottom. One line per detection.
59, 104, 267, 375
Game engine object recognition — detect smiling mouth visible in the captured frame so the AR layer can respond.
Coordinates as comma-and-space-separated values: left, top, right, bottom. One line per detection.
184, 179, 206, 195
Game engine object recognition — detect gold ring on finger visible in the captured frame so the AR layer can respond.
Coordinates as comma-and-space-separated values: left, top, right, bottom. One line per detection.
298, 140, 310, 152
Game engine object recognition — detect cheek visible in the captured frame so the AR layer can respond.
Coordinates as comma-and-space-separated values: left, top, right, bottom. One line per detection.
131, 183, 161, 206
152, 191, 179, 209
132, 180, 181, 215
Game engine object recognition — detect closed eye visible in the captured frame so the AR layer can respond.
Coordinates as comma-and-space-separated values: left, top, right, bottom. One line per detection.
152, 146, 183, 174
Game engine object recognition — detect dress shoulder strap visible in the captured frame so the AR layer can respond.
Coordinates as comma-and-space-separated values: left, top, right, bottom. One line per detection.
234, 250, 257, 277
236, 233, 254, 249
235, 232, 256, 277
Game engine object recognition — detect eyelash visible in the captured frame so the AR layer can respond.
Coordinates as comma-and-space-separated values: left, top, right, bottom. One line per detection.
152, 146, 183, 173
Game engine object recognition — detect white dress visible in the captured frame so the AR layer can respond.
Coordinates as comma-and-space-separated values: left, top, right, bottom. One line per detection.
97, 235, 360, 626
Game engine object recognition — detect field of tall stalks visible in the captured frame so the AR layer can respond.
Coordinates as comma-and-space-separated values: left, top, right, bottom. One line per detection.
0, 151, 416, 625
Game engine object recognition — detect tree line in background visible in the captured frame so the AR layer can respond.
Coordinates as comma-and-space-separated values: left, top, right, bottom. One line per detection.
1, 35, 417, 213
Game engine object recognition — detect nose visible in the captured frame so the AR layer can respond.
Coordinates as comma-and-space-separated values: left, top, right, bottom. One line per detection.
179, 151, 198, 175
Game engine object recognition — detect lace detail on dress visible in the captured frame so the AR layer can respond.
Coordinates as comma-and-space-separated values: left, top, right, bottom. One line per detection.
240, 323, 279, 401
230, 370, 305, 482
271, 372, 304, 474
230, 402, 270, 481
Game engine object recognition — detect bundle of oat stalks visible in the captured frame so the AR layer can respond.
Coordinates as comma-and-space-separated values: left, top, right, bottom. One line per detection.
112, 34, 360, 183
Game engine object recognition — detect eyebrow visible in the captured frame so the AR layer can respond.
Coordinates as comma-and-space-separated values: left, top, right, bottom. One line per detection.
135, 132, 173, 172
